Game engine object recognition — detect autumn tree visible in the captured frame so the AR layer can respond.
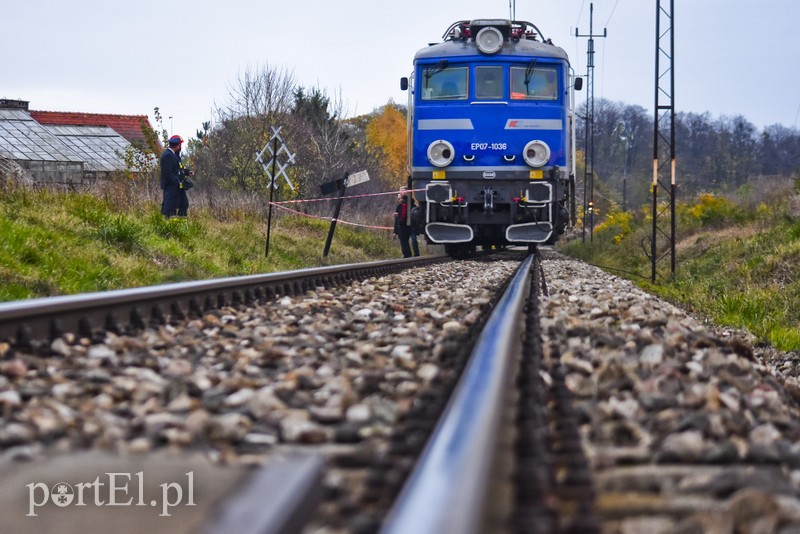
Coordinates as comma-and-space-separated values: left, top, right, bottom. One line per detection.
365, 102, 407, 188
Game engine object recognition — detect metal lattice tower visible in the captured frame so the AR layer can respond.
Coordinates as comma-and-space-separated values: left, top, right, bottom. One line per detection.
650, 0, 676, 281
576, 3, 606, 243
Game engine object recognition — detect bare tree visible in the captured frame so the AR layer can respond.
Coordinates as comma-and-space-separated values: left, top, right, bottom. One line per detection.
194, 63, 297, 192
286, 87, 355, 196
219, 63, 296, 120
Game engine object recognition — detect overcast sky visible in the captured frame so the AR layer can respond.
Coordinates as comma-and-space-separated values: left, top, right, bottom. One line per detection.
3, 0, 799, 140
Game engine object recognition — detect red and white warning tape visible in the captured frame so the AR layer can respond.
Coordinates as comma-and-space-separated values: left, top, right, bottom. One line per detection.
268, 187, 423, 231
271, 201, 394, 230
272, 188, 424, 205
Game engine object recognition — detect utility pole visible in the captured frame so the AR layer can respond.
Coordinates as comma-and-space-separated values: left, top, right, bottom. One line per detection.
650, 0, 676, 282
622, 141, 629, 212
615, 121, 631, 212
576, 3, 607, 243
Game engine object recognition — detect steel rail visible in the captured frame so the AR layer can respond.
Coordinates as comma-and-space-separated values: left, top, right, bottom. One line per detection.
381, 254, 533, 534
201, 454, 325, 534
0, 255, 446, 344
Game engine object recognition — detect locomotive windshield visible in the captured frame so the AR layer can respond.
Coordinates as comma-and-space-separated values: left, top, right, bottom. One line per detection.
421, 66, 468, 100
510, 66, 559, 100
475, 66, 504, 100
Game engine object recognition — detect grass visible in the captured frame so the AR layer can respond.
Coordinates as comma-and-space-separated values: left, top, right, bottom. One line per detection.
0, 186, 400, 302
559, 186, 800, 351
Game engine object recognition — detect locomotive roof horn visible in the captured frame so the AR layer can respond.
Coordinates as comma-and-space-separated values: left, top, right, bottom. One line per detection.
442, 19, 548, 45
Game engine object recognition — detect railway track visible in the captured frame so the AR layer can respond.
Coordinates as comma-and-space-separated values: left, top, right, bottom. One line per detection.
201, 250, 599, 533
4, 250, 800, 533
380, 251, 599, 533
0, 255, 445, 346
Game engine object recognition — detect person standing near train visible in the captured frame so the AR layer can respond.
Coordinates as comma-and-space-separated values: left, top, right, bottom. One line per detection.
393, 188, 420, 258
160, 135, 193, 219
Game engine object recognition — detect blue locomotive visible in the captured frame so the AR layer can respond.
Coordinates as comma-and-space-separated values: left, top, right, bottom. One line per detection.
401, 19, 581, 254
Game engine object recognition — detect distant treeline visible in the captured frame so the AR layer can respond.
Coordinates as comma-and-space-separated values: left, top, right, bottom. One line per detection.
574, 98, 800, 210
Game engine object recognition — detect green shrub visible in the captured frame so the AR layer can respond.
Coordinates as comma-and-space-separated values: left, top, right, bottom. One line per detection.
98, 215, 143, 251
67, 195, 110, 226
149, 212, 193, 241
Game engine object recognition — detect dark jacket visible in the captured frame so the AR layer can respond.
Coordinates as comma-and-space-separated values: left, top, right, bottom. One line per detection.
160, 148, 181, 190
394, 198, 416, 234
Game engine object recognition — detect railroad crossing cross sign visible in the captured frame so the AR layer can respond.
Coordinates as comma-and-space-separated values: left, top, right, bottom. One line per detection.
256, 126, 296, 191
258, 125, 296, 257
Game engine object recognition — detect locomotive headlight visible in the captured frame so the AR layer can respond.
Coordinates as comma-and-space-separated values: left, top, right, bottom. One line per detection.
427, 140, 455, 167
475, 27, 503, 54
523, 140, 551, 168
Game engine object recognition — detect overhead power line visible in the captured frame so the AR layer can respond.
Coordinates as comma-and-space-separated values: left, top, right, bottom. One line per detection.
605, 0, 621, 27
576, 0, 587, 27
794, 100, 800, 130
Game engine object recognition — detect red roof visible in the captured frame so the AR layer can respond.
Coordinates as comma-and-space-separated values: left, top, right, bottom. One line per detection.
29, 110, 158, 151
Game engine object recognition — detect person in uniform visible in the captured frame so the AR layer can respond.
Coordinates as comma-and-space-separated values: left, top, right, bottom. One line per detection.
160, 135, 192, 219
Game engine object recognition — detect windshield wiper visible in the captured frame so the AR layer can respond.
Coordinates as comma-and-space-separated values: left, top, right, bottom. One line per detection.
424, 59, 449, 87
524, 58, 537, 93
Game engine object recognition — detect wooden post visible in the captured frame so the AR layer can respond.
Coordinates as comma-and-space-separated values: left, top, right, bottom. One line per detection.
323, 173, 349, 257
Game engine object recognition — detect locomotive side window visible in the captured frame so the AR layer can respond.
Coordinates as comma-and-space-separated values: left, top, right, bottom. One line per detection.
475, 66, 504, 100
510, 66, 559, 101
421, 66, 468, 100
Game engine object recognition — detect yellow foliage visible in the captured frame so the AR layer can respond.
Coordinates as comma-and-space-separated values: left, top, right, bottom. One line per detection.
595, 208, 633, 244
366, 103, 407, 187
689, 193, 735, 223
